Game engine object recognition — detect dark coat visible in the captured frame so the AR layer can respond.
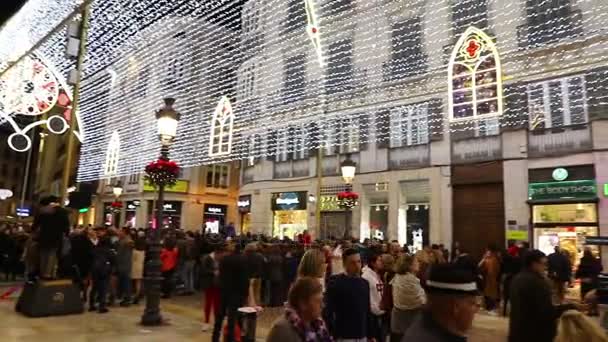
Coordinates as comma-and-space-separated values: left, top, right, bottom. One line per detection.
92, 238, 116, 277
323, 274, 373, 339
402, 311, 467, 342
509, 270, 574, 342
200, 253, 219, 289
33, 205, 70, 249
547, 252, 571, 282
70, 234, 94, 277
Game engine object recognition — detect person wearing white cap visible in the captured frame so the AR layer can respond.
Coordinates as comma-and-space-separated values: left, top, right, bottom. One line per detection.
402, 263, 480, 342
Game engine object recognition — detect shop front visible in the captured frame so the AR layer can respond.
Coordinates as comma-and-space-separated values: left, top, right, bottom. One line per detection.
272, 192, 308, 239
203, 204, 228, 234
529, 166, 599, 266
103, 202, 117, 227
238, 195, 252, 234
319, 194, 347, 240
124, 200, 140, 227
148, 200, 182, 229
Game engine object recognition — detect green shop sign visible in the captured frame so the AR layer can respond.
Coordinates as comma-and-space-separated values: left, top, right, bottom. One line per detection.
528, 180, 597, 201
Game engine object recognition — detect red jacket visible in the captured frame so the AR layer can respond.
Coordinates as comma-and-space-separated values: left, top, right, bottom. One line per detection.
160, 248, 179, 272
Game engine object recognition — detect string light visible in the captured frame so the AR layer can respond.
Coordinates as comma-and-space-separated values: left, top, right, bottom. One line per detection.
1, 0, 608, 181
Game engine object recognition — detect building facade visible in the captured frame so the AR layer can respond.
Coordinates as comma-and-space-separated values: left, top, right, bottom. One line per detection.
94, 162, 240, 231
236, 0, 608, 260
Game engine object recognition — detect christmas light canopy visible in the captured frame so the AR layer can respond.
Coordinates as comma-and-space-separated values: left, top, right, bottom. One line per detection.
2, 0, 608, 181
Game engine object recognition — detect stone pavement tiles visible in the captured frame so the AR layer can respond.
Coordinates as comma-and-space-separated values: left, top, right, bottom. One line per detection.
0, 292, 508, 342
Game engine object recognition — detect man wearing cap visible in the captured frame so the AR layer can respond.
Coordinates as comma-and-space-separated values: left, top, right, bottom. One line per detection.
402, 263, 480, 342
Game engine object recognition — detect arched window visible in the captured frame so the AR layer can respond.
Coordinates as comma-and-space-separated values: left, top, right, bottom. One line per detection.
103, 131, 120, 176
448, 26, 503, 122
209, 96, 234, 157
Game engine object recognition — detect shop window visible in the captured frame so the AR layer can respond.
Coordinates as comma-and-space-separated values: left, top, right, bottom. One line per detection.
383, 17, 427, 82
206, 164, 230, 189
209, 96, 234, 157
103, 131, 120, 177
389, 102, 430, 148
533, 203, 597, 224
528, 76, 587, 130
448, 27, 503, 123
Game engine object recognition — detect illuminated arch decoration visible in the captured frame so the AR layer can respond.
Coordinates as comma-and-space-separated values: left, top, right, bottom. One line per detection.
305, 0, 323, 67
209, 96, 234, 157
103, 131, 121, 177
448, 26, 503, 122
0, 53, 84, 152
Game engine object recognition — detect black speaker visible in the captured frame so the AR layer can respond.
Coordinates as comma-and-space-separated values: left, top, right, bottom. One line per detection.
16, 280, 84, 317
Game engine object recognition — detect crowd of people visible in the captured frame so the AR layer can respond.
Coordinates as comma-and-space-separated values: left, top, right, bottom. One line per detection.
0, 196, 607, 341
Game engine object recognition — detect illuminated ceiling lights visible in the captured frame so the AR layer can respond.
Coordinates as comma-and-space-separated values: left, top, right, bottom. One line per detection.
1, 0, 608, 180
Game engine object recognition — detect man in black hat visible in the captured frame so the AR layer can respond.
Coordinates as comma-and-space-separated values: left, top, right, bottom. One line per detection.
32, 195, 70, 279
402, 263, 480, 342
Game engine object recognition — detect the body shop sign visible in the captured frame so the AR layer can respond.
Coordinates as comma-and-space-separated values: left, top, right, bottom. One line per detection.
272, 192, 307, 211
528, 180, 597, 201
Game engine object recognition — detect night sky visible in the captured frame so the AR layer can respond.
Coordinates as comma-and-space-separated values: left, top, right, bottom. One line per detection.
0, 0, 25, 26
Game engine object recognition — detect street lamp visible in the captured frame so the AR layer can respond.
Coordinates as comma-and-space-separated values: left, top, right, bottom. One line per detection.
142, 98, 180, 326
340, 154, 357, 184
339, 154, 357, 239
112, 181, 123, 198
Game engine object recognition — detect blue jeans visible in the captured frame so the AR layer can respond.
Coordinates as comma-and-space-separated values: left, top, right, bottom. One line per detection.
117, 272, 131, 302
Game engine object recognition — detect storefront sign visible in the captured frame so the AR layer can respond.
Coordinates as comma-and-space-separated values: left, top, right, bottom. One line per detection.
153, 201, 181, 213
144, 180, 189, 193
552, 168, 569, 181
272, 192, 307, 211
506, 230, 528, 241
604, 184, 608, 197
205, 205, 226, 216
320, 196, 342, 211
584, 236, 608, 246
528, 180, 597, 201
238, 195, 251, 213
16, 207, 30, 217
126, 201, 138, 211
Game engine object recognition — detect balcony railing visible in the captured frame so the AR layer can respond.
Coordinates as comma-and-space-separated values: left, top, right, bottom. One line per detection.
389, 144, 430, 170
527, 124, 592, 158
452, 135, 501, 164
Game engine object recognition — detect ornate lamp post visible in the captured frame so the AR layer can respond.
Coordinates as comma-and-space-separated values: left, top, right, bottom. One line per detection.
141, 98, 180, 326
339, 154, 357, 239
112, 181, 123, 198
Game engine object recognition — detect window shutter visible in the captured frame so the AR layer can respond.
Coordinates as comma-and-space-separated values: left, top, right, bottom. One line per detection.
288, 127, 296, 161
359, 113, 369, 151
376, 109, 390, 149
502, 82, 529, 131
333, 119, 342, 155
548, 81, 564, 128
266, 130, 278, 161
585, 66, 608, 120
306, 123, 319, 157
428, 99, 444, 141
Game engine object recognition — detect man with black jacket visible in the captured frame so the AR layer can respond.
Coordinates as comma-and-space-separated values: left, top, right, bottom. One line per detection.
211, 243, 250, 342
32, 196, 70, 280
89, 229, 116, 313
323, 248, 376, 342
509, 250, 577, 342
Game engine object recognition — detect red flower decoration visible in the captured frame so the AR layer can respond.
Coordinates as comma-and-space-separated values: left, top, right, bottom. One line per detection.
145, 158, 180, 187
337, 191, 359, 209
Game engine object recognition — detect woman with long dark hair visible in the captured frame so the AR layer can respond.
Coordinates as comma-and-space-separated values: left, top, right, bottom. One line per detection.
576, 248, 603, 300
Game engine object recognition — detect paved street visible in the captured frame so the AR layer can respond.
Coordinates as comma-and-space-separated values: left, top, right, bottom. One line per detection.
0, 286, 508, 342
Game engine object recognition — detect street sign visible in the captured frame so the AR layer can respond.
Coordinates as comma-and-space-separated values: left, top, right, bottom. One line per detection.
584, 236, 608, 246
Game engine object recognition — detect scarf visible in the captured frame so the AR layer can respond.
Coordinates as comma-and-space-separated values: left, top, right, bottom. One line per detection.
284, 306, 333, 342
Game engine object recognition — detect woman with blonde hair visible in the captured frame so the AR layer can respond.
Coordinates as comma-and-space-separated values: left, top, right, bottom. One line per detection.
555, 310, 608, 342
390, 254, 426, 342
297, 249, 327, 291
